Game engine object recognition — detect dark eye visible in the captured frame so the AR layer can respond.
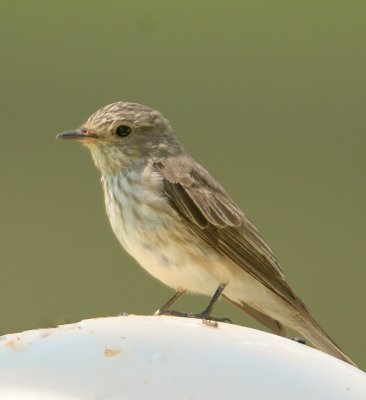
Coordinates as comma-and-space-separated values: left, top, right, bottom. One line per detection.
116, 125, 132, 137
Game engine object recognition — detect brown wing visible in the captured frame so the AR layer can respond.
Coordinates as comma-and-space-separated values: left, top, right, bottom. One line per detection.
153, 154, 306, 310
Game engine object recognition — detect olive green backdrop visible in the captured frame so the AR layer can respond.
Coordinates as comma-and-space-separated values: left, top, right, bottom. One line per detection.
1, 1, 365, 367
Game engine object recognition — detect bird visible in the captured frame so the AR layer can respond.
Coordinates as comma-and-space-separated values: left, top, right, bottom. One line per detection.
57, 101, 356, 366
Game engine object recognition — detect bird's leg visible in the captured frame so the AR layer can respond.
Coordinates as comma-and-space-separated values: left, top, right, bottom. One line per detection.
188, 283, 232, 323
155, 284, 231, 323
154, 290, 187, 316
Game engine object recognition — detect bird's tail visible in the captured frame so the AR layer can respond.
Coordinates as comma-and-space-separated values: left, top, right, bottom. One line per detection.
296, 317, 356, 367
225, 296, 356, 366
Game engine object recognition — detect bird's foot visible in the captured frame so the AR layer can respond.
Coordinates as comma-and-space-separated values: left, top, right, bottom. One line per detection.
156, 309, 232, 324
291, 337, 306, 345
153, 290, 187, 316
188, 311, 232, 324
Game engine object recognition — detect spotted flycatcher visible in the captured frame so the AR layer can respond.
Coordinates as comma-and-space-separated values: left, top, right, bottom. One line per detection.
57, 101, 355, 366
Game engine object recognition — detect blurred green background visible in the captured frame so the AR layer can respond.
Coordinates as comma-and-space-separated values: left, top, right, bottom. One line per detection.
0, 1, 365, 367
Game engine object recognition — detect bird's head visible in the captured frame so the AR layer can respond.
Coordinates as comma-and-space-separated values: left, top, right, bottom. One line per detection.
57, 102, 181, 175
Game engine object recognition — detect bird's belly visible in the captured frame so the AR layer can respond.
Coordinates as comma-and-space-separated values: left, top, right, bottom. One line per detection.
130, 241, 221, 295
121, 228, 222, 295
106, 195, 222, 295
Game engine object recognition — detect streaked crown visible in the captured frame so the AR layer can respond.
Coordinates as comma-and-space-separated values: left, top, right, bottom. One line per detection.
85, 102, 172, 134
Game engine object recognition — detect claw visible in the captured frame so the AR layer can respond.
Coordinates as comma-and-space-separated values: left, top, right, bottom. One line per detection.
291, 337, 306, 345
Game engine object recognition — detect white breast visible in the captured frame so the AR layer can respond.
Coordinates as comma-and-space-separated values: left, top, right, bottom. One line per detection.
101, 164, 222, 295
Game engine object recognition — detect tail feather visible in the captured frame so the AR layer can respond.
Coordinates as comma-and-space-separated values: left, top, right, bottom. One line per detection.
226, 295, 357, 367
296, 319, 357, 367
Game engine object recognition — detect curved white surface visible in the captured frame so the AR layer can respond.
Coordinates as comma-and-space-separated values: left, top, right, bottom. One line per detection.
0, 315, 364, 399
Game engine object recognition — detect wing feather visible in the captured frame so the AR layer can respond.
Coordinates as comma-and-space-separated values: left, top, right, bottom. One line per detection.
153, 155, 306, 310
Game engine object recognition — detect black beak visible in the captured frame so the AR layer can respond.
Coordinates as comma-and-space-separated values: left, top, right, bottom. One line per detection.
56, 129, 97, 140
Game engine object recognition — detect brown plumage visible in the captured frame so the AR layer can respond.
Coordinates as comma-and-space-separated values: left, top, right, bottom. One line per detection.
154, 155, 355, 365
57, 101, 356, 366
